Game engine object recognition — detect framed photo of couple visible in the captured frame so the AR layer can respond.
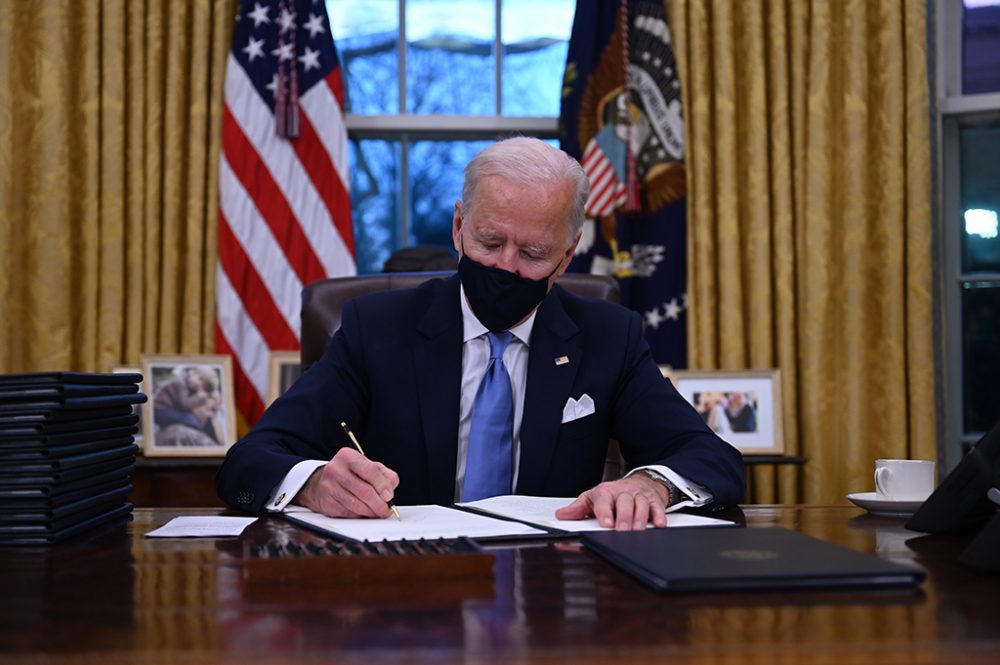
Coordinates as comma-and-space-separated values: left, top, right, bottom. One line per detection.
663, 368, 784, 455
139, 355, 238, 457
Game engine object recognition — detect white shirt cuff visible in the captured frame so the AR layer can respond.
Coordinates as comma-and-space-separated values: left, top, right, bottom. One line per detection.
265, 459, 327, 512
627, 464, 714, 513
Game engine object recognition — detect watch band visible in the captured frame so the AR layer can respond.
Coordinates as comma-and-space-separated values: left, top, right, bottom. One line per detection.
635, 468, 683, 507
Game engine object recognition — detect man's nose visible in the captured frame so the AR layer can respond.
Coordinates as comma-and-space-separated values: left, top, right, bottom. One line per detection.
492, 248, 520, 275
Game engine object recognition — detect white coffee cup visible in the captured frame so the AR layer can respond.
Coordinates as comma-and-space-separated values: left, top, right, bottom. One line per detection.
874, 459, 935, 501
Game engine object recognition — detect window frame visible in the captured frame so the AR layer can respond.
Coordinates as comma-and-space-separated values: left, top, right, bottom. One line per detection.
334, 0, 567, 263
936, 0, 1000, 471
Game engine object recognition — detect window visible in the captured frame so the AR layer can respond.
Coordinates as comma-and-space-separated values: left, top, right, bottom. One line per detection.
327, 0, 575, 273
938, 0, 1000, 468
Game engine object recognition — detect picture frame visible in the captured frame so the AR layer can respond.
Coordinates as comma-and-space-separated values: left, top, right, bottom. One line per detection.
267, 350, 302, 405
669, 369, 784, 455
139, 354, 237, 457
109, 365, 145, 452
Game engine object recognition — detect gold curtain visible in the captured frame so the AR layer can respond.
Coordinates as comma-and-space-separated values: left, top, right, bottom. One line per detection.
0, 0, 238, 374
668, 0, 936, 503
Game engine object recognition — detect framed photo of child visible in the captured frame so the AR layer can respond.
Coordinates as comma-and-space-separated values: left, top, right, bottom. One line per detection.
140, 354, 237, 457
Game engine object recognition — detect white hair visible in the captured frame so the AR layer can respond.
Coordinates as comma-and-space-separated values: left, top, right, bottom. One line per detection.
461, 137, 589, 235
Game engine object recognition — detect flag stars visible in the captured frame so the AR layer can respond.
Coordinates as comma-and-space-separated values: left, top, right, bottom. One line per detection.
247, 2, 270, 27
272, 42, 294, 61
644, 296, 687, 330
664, 298, 682, 320
266, 74, 279, 97
304, 13, 326, 37
299, 46, 321, 71
242, 36, 265, 62
278, 7, 296, 33
645, 307, 666, 330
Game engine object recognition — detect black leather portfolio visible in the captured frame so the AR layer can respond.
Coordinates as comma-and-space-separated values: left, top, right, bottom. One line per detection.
0, 372, 143, 386
0, 479, 132, 510
0, 393, 147, 413
0, 503, 133, 545
0, 405, 136, 426
0, 383, 139, 399
0, 464, 133, 499
0, 428, 138, 453
582, 527, 925, 593
0, 413, 139, 438
0, 444, 139, 476
0, 484, 132, 524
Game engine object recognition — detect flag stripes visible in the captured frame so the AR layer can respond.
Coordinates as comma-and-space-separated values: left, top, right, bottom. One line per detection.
217, 1, 355, 426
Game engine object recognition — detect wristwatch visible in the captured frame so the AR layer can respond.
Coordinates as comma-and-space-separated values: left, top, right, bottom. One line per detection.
634, 468, 684, 507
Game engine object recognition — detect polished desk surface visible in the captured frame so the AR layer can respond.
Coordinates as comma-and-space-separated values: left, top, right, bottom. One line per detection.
2, 505, 998, 665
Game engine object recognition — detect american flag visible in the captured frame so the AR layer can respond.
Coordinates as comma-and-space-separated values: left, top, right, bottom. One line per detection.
581, 137, 627, 218
217, 0, 355, 427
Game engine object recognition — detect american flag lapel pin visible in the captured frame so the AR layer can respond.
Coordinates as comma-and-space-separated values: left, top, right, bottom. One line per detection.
554, 355, 570, 366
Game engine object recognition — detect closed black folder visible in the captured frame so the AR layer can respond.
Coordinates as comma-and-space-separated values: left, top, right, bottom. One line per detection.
0, 484, 132, 524
0, 444, 138, 477
0, 393, 147, 413
0, 478, 132, 510
0, 463, 133, 499
0, 383, 139, 400
0, 413, 139, 438
0, 372, 142, 386
0, 434, 136, 460
0, 406, 136, 426
0, 503, 133, 545
582, 527, 925, 593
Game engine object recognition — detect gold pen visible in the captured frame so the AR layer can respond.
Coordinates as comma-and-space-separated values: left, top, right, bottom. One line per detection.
340, 421, 402, 520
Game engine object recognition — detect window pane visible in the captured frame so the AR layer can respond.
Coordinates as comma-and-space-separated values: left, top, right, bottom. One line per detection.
959, 124, 1000, 273
501, 0, 573, 116
328, 0, 399, 113
407, 0, 495, 114
409, 140, 490, 247
963, 1, 1000, 94
349, 139, 401, 273
962, 282, 1000, 433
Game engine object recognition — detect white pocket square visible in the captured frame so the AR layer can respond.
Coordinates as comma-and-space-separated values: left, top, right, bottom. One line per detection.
561, 393, 595, 424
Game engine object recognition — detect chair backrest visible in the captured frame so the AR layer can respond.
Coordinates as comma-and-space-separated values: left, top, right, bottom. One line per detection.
299, 271, 620, 371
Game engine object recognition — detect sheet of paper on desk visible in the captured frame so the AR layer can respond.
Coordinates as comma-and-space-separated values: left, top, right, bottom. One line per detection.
457, 495, 735, 532
145, 516, 258, 538
283, 504, 547, 541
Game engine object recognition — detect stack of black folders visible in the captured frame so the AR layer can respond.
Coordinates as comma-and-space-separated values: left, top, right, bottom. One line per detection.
0, 371, 146, 545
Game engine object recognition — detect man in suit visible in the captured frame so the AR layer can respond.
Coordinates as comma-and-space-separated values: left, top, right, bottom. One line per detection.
216, 137, 745, 531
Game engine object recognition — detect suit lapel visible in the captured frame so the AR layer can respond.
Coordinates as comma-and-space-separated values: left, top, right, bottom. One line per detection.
414, 275, 463, 505
517, 287, 581, 495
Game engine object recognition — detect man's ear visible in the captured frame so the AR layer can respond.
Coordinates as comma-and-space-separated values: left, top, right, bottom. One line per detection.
558, 229, 583, 276
452, 201, 463, 254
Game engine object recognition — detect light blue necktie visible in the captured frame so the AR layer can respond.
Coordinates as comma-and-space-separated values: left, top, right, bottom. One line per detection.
463, 332, 515, 502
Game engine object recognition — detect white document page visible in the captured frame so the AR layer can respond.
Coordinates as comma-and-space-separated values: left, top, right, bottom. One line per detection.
283, 504, 547, 541
457, 495, 735, 532
145, 516, 258, 538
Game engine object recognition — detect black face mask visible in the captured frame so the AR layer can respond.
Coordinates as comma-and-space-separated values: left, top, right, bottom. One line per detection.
458, 247, 563, 332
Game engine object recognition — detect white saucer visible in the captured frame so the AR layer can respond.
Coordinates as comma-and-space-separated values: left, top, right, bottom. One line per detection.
846, 492, 925, 517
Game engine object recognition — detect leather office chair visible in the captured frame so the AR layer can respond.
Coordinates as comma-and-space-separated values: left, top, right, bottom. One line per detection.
299, 270, 626, 481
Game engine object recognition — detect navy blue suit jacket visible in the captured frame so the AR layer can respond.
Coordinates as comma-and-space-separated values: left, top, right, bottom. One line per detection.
216, 275, 745, 513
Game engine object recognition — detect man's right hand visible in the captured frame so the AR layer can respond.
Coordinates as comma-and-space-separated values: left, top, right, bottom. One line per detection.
294, 447, 399, 518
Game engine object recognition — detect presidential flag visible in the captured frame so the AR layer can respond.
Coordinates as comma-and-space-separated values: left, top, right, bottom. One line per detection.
561, 0, 688, 368
217, 0, 355, 427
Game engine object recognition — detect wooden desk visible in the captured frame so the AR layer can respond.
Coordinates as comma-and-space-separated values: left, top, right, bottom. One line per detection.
2, 506, 998, 664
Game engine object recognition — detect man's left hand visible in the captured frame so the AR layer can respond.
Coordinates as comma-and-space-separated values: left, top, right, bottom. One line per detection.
554, 473, 669, 531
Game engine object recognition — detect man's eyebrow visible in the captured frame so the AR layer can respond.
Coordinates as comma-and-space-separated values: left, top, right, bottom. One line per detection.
522, 243, 551, 255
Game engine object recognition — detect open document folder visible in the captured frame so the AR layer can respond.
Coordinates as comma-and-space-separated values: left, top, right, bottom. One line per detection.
282, 495, 734, 542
